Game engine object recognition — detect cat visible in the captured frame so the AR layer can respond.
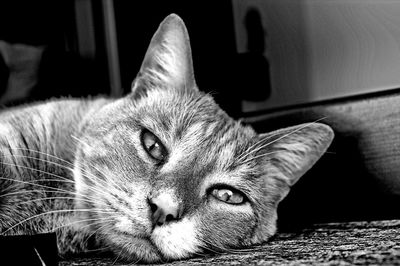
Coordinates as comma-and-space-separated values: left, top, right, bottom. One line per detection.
0, 14, 334, 263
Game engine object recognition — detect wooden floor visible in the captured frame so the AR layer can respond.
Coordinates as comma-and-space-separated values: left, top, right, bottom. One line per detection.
60, 219, 400, 265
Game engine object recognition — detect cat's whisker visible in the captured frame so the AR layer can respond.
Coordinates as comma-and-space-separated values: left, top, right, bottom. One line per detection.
3, 150, 113, 191
2, 158, 120, 202
1, 152, 75, 173
223, 244, 264, 253
259, 117, 327, 149
71, 135, 127, 193
72, 170, 119, 201
236, 123, 297, 161
50, 216, 117, 233
198, 240, 234, 255
240, 151, 282, 165
199, 244, 226, 255
0, 177, 99, 203
112, 243, 128, 265
70, 134, 86, 146
85, 162, 126, 194
125, 249, 143, 266
236, 130, 284, 163
13, 196, 102, 207
53, 220, 114, 253
0, 189, 102, 210
70, 169, 121, 201
86, 246, 110, 253
238, 117, 328, 163
79, 171, 120, 196
132, 257, 144, 266
0, 174, 104, 203
200, 239, 259, 255
82, 222, 111, 250
1, 208, 115, 235
6, 147, 113, 192
79, 172, 127, 204
0, 189, 64, 199
0, 163, 113, 202
238, 140, 278, 164
188, 249, 209, 258
0, 162, 75, 183
8, 147, 75, 167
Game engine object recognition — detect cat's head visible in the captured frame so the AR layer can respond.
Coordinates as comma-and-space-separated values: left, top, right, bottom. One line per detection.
73, 14, 334, 262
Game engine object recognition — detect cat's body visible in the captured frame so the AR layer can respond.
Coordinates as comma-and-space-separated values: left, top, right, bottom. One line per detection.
0, 98, 109, 253
0, 14, 334, 262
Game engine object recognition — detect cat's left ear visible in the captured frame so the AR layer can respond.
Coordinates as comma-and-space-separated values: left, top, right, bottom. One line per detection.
251, 122, 334, 242
257, 122, 334, 190
131, 14, 197, 98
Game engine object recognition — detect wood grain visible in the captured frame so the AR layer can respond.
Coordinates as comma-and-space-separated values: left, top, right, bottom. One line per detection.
59, 219, 400, 265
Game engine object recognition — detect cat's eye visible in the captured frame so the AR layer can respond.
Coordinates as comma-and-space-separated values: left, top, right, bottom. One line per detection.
141, 130, 167, 162
211, 187, 245, 205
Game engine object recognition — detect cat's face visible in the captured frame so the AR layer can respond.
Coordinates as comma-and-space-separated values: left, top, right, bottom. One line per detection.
73, 14, 333, 262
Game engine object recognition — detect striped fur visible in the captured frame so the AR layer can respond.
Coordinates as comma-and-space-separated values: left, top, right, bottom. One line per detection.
0, 14, 334, 262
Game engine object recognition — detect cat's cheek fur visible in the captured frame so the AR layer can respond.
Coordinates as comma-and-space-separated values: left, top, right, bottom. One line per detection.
152, 216, 202, 259
250, 172, 292, 244
199, 202, 256, 249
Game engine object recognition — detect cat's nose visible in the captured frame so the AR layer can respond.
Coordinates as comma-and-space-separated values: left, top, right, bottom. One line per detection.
148, 193, 181, 226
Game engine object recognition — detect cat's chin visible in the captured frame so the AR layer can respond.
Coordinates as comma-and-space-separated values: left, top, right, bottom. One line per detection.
108, 235, 164, 263
150, 217, 201, 260
105, 217, 201, 263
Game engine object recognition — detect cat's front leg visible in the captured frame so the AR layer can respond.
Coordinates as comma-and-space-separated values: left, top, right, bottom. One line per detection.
0, 145, 31, 235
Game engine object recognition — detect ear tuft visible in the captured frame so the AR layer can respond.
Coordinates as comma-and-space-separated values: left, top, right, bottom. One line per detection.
131, 14, 196, 98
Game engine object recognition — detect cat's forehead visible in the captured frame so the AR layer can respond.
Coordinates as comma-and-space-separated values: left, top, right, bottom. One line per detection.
129, 89, 257, 171
133, 89, 216, 121
131, 89, 253, 139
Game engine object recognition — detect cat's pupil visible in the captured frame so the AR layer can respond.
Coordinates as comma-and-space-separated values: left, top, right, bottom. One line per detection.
149, 142, 164, 160
150, 143, 159, 153
211, 188, 245, 205
141, 130, 166, 161
219, 191, 231, 201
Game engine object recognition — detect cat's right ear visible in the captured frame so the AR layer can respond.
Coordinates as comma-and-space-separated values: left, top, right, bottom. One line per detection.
131, 14, 197, 99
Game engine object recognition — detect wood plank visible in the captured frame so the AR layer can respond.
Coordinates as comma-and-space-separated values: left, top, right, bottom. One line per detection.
59, 219, 400, 265
244, 92, 400, 227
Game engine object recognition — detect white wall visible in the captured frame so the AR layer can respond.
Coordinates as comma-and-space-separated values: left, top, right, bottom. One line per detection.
233, 0, 400, 112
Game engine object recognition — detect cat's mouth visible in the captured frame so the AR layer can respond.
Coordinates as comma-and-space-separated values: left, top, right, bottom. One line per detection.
109, 232, 165, 262
113, 230, 193, 263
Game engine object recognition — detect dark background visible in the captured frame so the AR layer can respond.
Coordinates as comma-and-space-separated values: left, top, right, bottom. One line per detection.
0, 0, 109, 101
0, 0, 256, 118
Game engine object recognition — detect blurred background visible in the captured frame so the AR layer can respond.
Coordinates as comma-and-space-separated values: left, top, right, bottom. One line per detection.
2, 0, 400, 118
0, 0, 242, 117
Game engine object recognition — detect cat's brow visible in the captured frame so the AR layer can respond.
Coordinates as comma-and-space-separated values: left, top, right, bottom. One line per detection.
160, 145, 188, 174
160, 124, 207, 174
